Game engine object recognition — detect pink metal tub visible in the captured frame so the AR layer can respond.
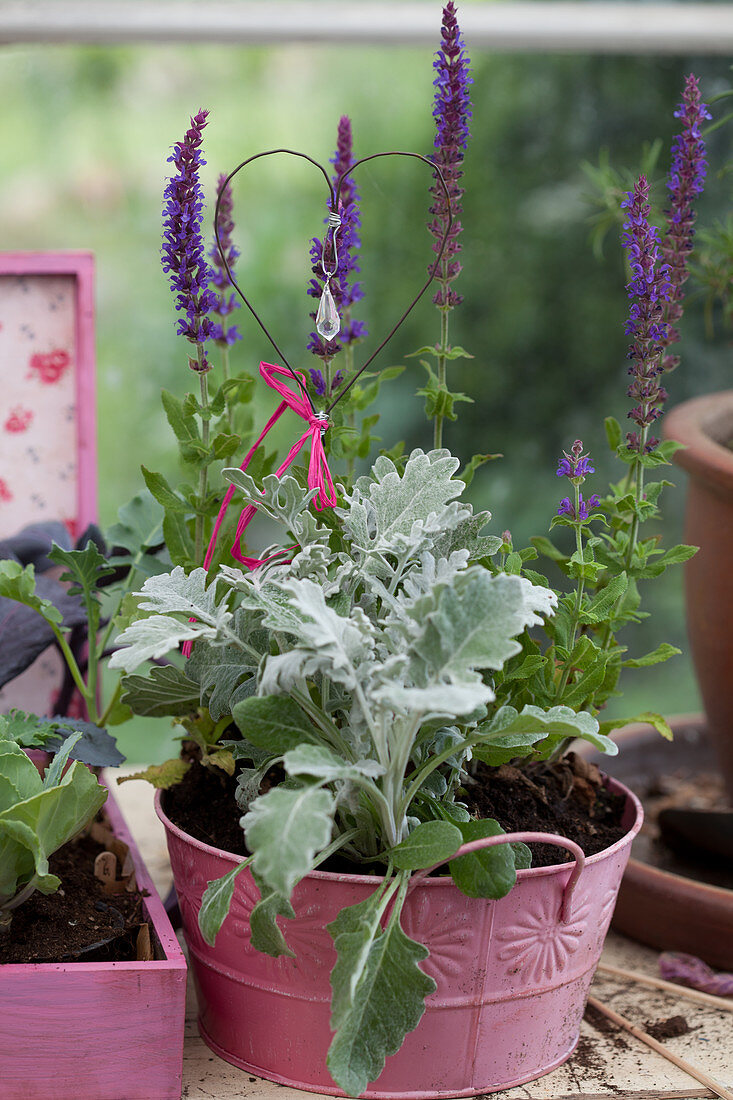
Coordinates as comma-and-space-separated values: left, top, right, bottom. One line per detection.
157, 776, 642, 1098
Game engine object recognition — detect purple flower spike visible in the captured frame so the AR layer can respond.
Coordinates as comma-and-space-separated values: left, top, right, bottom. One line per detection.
209, 173, 242, 347
429, 1, 472, 309
308, 116, 366, 366
661, 74, 711, 373
557, 439, 595, 481
558, 493, 600, 522
161, 109, 218, 366
621, 176, 673, 453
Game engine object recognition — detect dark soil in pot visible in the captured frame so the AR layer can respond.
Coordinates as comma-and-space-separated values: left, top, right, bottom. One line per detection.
0, 829, 150, 965
163, 751, 628, 870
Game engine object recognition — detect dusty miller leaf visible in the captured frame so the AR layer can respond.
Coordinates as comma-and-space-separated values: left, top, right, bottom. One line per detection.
242, 784, 335, 898
327, 887, 435, 1097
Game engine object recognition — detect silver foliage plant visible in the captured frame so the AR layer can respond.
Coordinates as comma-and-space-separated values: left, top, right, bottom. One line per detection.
111, 448, 618, 1095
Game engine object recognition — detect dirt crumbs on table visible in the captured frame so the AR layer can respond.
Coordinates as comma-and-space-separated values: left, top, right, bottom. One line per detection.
644, 1015, 697, 1041
583, 1003, 629, 1051
0, 832, 147, 965
571, 1036, 621, 1093
462, 753, 627, 866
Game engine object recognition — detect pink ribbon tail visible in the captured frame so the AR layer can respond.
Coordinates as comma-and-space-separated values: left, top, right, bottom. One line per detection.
181, 362, 336, 657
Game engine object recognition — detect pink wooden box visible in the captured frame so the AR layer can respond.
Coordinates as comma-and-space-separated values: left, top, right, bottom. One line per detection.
1, 781, 187, 1100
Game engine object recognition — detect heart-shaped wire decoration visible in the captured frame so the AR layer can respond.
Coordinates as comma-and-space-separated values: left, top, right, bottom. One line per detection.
185, 146, 455, 612
213, 148, 454, 417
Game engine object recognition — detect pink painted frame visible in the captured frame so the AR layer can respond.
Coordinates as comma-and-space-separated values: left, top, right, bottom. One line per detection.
1, 782, 187, 1100
0, 251, 97, 530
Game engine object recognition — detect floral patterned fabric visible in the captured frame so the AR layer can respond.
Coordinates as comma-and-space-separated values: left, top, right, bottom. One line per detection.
0, 274, 79, 539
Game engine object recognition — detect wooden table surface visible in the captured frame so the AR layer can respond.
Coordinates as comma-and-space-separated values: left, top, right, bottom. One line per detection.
114, 772, 733, 1100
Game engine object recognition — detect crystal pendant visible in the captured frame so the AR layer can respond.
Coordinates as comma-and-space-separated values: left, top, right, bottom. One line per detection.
316, 281, 340, 340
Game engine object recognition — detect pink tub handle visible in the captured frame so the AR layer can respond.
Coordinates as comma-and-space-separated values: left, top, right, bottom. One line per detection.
412, 831, 585, 923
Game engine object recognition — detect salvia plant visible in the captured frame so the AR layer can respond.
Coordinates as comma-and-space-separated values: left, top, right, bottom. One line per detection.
107, 5, 713, 1094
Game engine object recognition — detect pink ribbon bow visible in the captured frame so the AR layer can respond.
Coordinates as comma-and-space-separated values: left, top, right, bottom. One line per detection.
181, 362, 336, 657
205, 360, 336, 570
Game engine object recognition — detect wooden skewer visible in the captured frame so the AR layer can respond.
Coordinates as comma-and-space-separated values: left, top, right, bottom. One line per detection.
597, 961, 733, 1014
586, 994, 733, 1100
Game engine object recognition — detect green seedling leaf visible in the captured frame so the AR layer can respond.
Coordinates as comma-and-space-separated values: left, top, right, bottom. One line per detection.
162, 511, 195, 566
511, 841, 532, 870
622, 643, 682, 668
579, 572, 628, 625
449, 818, 517, 899
597, 712, 674, 742
0, 741, 43, 809
48, 541, 115, 607
107, 491, 165, 559
530, 535, 568, 564
207, 749, 236, 776
0, 560, 63, 626
605, 416, 622, 451
458, 452, 502, 489
328, 888, 389, 1032
117, 758, 191, 789
0, 757, 106, 906
198, 861, 249, 945
390, 820, 463, 871
161, 388, 200, 445
42, 731, 82, 789
140, 467, 188, 513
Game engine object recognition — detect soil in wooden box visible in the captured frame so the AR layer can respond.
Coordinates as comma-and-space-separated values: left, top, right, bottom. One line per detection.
0, 824, 153, 965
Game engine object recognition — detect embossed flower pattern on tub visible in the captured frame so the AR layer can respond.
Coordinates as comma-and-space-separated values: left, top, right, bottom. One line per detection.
495, 893, 591, 985
400, 889, 484, 988
168, 849, 210, 951
226, 871, 333, 976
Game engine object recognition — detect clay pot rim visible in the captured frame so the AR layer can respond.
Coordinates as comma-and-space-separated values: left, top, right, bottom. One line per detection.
155, 774, 642, 887
600, 715, 733, 906
664, 390, 733, 494
624, 853, 732, 905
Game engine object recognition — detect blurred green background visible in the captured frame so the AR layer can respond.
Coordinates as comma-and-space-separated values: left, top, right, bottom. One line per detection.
0, 31, 729, 762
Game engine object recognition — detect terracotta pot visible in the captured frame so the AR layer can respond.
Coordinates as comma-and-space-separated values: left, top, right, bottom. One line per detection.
664, 391, 733, 797
157, 778, 642, 1099
1, 782, 187, 1100
579, 717, 733, 970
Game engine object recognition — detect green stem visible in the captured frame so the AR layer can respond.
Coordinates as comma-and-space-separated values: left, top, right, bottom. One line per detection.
600, 425, 650, 654
2, 874, 42, 920
433, 301, 450, 450
382, 714, 423, 846
221, 346, 233, 432
400, 730, 479, 820
556, 489, 586, 699
343, 343, 356, 482
288, 685, 354, 761
50, 624, 95, 717
99, 679, 122, 728
195, 356, 211, 563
